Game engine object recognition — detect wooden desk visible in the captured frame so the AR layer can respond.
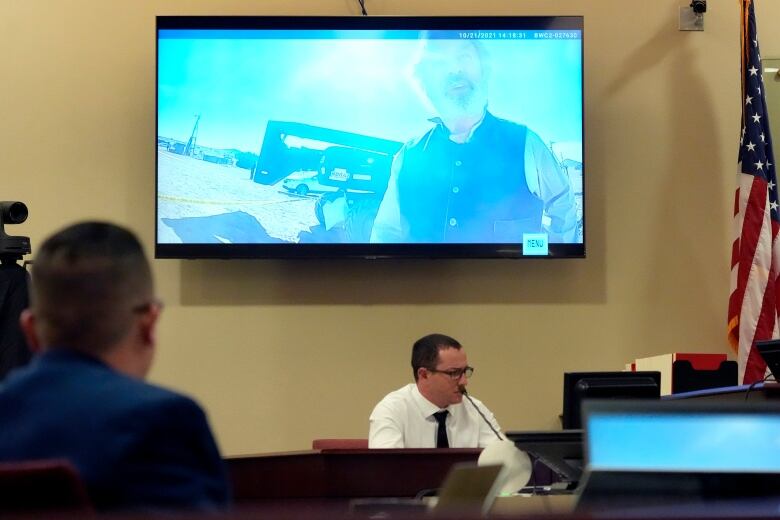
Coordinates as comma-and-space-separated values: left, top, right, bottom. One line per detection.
226, 448, 481, 501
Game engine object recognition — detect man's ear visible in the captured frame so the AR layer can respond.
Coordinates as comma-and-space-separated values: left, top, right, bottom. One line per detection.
19, 309, 42, 354
417, 367, 428, 381
137, 305, 161, 348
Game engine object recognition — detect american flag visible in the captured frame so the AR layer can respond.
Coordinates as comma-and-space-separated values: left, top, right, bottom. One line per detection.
727, 0, 779, 384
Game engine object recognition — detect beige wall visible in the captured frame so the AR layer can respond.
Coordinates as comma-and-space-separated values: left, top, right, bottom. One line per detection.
1, 0, 776, 456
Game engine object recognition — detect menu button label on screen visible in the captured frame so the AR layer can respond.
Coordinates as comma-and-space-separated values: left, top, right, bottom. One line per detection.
523, 233, 549, 256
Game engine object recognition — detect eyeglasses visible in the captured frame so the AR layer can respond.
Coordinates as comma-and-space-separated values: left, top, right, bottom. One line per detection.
427, 366, 474, 380
131, 298, 164, 314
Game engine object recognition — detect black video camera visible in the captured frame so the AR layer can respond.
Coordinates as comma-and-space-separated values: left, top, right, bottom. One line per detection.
0, 201, 31, 262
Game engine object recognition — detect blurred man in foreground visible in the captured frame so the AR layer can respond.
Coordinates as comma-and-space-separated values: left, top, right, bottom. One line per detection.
0, 221, 230, 511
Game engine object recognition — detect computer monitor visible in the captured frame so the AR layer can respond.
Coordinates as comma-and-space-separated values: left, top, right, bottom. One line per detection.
755, 339, 780, 381
576, 399, 780, 515
504, 430, 583, 489
561, 371, 661, 429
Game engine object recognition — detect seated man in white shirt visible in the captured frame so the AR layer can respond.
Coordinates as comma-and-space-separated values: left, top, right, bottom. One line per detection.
369, 333, 502, 448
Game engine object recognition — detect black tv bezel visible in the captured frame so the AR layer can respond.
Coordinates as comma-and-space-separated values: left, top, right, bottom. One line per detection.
155, 15, 585, 260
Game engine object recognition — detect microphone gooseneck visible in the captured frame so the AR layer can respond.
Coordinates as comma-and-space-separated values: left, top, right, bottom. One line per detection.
461, 387, 502, 440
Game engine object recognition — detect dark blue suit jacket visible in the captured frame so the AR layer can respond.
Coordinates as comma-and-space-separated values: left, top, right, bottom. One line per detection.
0, 348, 230, 511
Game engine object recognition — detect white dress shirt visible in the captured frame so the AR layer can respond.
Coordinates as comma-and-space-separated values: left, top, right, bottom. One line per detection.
368, 384, 502, 448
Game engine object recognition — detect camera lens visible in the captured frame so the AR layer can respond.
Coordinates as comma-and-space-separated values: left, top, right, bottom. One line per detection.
691, 0, 706, 14
0, 201, 29, 224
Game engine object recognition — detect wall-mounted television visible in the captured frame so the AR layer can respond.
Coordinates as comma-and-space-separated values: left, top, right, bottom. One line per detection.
156, 16, 584, 259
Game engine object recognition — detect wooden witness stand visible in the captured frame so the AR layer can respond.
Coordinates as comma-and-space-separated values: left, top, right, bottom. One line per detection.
226, 448, 482, 502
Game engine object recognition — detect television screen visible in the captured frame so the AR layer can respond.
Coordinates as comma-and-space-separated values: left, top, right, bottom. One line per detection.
561, 371, 661, 430
156, 16, 584, 259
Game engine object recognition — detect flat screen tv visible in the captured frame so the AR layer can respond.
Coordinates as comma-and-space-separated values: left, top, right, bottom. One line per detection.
156, 16, 584, 259
561, 371, 661, 430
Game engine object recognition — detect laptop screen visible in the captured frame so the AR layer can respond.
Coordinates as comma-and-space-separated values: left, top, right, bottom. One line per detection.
583, 401, 780, 474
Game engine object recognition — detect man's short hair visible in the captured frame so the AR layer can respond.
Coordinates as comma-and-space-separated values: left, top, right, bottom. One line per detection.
411, 36, 491, 86
411, 333, 462, 381
30, 221, 153, 354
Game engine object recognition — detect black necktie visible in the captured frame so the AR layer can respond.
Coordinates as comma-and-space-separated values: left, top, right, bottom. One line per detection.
433, 410, 449, 448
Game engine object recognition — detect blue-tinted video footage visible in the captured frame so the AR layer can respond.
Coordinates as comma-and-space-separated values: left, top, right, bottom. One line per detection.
157, 29, 583, 245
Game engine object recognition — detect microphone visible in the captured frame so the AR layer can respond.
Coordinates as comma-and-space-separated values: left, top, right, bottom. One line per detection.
461, 387, 502, 441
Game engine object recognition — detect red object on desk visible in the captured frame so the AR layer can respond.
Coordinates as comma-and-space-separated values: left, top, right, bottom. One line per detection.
311, 439, 368, 450
673, 353, 727, 371
632, 353, 732, 394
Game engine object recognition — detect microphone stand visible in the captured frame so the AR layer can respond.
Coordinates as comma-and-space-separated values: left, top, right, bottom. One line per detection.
461, 388, 503, 441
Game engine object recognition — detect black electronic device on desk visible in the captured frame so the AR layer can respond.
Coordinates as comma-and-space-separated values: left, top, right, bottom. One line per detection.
671, 359, 738, 394
756, 339, 780, 381
561, 371, 661, 429
504, 430, 583, 492
575, 399, 780, 517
